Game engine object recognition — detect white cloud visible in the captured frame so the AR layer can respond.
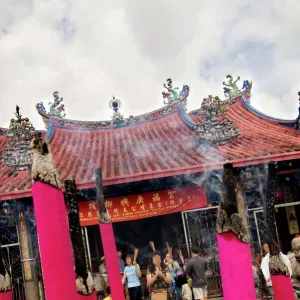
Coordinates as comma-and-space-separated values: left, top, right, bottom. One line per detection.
0, 0, 299, 130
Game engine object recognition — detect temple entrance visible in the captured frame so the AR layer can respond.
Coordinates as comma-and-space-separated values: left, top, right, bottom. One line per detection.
254, 202, 300, 255
2, 243, 25, 300
182, 206, 222, 298
0, 219, 25, 300
83, 212, 186, 272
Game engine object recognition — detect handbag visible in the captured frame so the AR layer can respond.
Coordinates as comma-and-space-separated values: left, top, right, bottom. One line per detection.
174, 268, 187, 288
168, 288, 181, 300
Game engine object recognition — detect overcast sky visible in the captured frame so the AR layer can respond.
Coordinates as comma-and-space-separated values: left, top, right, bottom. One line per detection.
0, 0, 299, 130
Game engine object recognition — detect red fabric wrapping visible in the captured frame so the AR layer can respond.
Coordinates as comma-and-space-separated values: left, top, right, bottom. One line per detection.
217, 232, 256, 300
79, 292, 97, 299
32, 181, 79, 300
99, 223, 124, 300
270, 274, 295, 300
0, 290, 12, 300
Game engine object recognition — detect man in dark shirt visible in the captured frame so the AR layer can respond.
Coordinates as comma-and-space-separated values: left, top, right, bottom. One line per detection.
118, 250, 125, 274
186, 247, 208, 300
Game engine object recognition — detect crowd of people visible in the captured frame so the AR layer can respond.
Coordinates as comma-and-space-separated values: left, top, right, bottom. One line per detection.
96, 247, 209, 300
96, 241, 298, 300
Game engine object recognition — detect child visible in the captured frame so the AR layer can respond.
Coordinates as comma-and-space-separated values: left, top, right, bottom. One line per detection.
103, 287, 112, 300
182, 278, 193, 300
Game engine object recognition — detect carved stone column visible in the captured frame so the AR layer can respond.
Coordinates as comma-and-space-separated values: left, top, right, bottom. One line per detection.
17, 211, 39, 300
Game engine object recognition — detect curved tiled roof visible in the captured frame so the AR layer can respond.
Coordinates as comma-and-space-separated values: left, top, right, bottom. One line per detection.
0, 83, 300, 199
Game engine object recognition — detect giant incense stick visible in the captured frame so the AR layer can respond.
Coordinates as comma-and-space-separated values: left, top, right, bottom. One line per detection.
95, 168, 124, 300
263, 162, 294, 299
65, 179, 95, 299
216, 163, 255, 300
31, 134, 78, 300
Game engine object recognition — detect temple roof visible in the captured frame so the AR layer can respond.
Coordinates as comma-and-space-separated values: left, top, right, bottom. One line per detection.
0, 80, 300, 200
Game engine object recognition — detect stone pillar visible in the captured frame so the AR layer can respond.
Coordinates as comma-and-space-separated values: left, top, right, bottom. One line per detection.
95, 168, 124, 300
17, 211, 39, 300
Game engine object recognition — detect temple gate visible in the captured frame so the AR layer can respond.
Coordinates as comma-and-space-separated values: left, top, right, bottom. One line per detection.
182, 206, 222, 297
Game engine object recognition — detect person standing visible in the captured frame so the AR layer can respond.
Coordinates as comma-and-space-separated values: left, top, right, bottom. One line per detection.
186, 247, 208, 300
165, 252, 186, 297
260, 242, 292, 296
147, 251, 172, 300
118, 250, 125, 275
122, 254, 142, 300
99, 257, 109, 298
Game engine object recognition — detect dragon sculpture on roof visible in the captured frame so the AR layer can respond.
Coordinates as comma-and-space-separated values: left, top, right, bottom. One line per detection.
162, 78, 180, 104
223, 74, 241, 99
49, 92, 66, 118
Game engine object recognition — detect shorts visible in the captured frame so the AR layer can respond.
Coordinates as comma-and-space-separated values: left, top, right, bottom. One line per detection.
192, 286, 207, 299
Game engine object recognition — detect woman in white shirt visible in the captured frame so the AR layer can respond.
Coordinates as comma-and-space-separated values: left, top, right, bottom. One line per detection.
122, 254, 142, 300
261, 243, 292, 289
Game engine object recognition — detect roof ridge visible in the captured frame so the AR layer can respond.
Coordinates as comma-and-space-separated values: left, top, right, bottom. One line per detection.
189, 81, 252, 116
240, 94, 297, 124
36, 85, 190, 130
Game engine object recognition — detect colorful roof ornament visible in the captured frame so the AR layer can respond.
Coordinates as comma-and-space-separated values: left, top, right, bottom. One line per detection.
36, 91, 66, 121
162, 78, 189, 105
0, 129, 6, 136
223, 74, 241, 99
2, 106, 36, 171
195, 95, 240, 145
109, 96, 125, 127
49, 91, 66, 118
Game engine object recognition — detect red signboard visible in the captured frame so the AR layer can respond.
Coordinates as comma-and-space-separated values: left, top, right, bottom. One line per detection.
79, 185, 207, 226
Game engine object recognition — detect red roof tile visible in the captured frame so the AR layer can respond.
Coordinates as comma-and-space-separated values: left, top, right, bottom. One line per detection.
0, 84, 300, 199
